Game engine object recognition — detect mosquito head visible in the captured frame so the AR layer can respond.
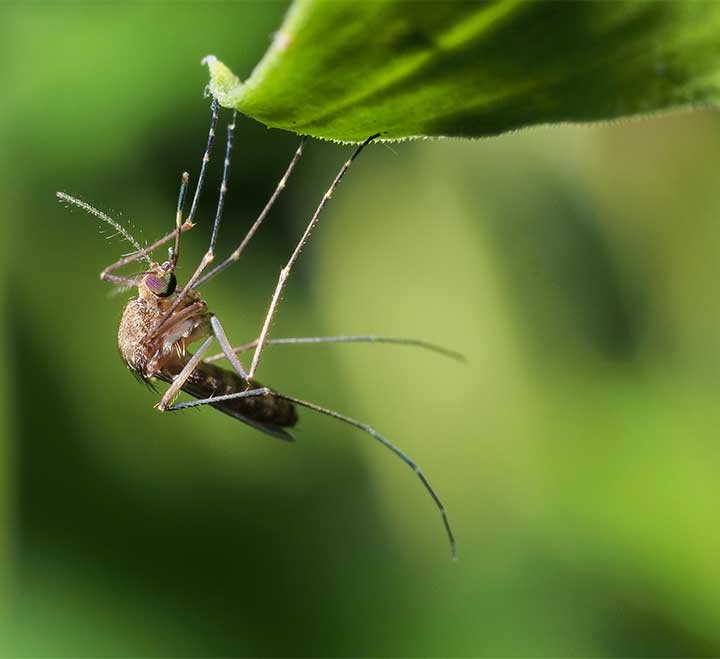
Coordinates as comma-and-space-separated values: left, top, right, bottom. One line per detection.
141, 261, 177, 299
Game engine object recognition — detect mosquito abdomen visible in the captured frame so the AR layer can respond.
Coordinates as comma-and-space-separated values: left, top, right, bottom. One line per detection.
159, 358, 298, 441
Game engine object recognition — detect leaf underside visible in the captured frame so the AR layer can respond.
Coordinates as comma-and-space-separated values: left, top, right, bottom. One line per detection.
206, 0, 720, 143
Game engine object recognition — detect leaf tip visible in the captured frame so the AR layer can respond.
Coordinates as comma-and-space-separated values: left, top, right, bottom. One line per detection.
202, 54, 244, 109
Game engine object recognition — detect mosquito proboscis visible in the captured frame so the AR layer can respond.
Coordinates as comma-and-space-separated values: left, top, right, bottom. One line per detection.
57, 97, 460, 559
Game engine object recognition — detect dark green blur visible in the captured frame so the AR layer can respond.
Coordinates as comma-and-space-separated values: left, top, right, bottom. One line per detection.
3, 3, 720, 656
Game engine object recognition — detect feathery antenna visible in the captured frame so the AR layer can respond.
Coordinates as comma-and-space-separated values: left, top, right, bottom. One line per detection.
56, 191, 152, 266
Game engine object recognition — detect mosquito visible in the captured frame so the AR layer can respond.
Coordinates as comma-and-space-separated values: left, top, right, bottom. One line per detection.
57, 97, 460, 559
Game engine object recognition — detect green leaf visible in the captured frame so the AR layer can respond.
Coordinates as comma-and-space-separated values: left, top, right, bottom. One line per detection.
205, 0, 720, 143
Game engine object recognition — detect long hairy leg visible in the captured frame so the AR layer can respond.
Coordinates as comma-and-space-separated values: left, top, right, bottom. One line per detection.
203, 335, 466, 364
162, 387, 271, 412
246, 134, 380, 382
57, 98, 219, 283
193, 136, 308, 290
152, 112, 237, 336
160, 381, 457, 558
156, 335, 214, 410
275, 392, 457, 560
209, 315, 249, 380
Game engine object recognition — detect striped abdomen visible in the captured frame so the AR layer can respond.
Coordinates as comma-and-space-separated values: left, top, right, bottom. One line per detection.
159, 358, 298, 441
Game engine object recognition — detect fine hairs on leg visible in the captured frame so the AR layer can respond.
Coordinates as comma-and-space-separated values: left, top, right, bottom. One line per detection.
204, 335, 466, 364
194, 136, 308, 289
151, 110, 238, 336
246, 133, 381, 382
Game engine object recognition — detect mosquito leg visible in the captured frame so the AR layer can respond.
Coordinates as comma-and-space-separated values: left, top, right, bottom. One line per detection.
164, 387, 271, 412
170, 171, 190, 268
246, 133, 380, 382
101, 273, 137, 286
152, 112, 237, 336
89, 97, 218, 282
193, 136, 308, 290
209, 315, 249, 380
156, 335, 214, 411
273, 391, 456, 559
98, 229, 179, 282
144, 95, 218, 274
109, 170, 188, 283
204, 335, 466, 364
185, 96, 219, 227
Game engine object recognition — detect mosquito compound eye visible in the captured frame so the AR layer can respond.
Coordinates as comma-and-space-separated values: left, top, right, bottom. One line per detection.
144, 273, 177, 297
163, 273, 177, 297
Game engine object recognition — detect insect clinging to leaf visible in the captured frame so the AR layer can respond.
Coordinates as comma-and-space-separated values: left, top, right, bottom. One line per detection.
57, 96, 461, 558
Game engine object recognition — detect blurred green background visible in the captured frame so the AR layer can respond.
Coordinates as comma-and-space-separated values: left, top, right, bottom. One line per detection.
4, 2, 720, 656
